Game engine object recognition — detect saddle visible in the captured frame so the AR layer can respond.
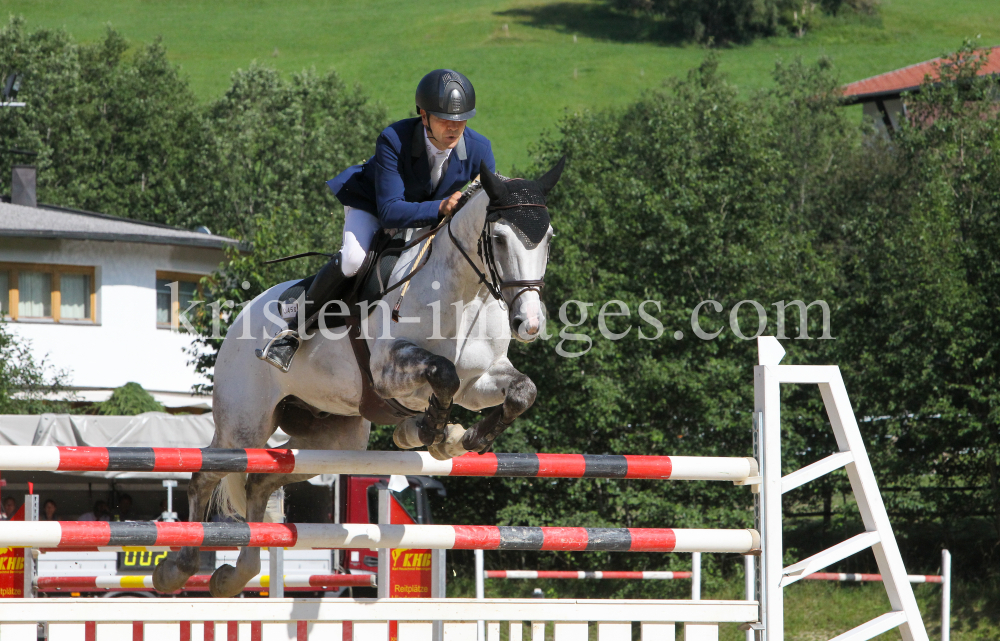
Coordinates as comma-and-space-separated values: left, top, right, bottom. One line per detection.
276, 229, 416, 425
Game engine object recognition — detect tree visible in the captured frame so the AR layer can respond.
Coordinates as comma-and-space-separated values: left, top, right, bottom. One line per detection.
187, 66, 387, 389
436, 57, 849, 594
204, 64, 386, 240
0, 323, 72, 414
0, 17, 214, 227
94, 382, 165, 415
609, 0, 879, 44
821, 42, 1000, 571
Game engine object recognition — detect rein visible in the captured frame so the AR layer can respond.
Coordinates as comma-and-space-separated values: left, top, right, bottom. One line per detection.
389, 184, 547, 320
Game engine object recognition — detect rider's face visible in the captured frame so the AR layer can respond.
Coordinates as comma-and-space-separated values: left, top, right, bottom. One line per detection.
421, 111, 467, 151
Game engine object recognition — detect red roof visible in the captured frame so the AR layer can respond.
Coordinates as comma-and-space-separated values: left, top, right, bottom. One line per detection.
842, 46, 1000, 102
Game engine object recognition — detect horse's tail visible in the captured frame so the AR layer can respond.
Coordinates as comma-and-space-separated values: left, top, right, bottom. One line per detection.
209, 473, 248, 522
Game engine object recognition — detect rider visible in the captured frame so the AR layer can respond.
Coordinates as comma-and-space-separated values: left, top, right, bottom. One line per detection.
258, 69, 497, 371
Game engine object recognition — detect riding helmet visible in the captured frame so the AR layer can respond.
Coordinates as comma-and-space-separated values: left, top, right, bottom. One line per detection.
416, 69, 476, 121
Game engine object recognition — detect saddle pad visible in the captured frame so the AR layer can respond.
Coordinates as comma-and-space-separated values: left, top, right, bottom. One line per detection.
277, 274, 315, 306
275, 229, 408, 328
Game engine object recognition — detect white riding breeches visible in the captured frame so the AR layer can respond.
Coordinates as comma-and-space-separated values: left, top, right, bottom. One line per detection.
340, 206, 380, 277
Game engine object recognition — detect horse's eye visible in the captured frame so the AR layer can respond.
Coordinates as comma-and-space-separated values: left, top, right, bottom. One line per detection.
493, 235, 506, 245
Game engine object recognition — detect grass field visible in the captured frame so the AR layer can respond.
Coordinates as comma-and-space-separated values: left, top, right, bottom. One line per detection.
2, 0, 999, 170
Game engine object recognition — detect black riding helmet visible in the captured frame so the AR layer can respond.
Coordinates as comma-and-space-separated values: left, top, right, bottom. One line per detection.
416, 69, 476, 121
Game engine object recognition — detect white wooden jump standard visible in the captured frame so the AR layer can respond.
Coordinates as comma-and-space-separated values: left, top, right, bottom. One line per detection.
752, 336, 928, 641
0, 337, 931, 641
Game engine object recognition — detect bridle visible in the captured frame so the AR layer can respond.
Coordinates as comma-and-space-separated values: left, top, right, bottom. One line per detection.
447, 206, 547, 310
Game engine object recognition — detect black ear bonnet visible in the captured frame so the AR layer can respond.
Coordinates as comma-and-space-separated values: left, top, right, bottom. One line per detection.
486, 178, 550, 246
478, 157, 565, 247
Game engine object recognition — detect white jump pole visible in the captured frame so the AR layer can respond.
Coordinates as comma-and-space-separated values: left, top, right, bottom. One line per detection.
24, 492, 37, 600
941, 549, 951, 641
691, 552, 701, 600
745, 554, 755, 641
475, 549, 485, 641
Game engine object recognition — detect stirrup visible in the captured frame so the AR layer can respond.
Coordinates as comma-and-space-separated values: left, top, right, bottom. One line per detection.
255, 328, 302, 373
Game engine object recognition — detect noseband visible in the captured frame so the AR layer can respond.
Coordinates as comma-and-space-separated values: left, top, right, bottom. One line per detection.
447, 214, 545, 309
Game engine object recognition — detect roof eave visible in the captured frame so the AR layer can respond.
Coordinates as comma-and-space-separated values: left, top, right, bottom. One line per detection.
841, 85, 920, 106
0, 229, 244, 251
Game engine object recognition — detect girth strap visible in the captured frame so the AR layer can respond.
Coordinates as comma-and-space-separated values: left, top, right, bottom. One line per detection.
344, 316, 419, 425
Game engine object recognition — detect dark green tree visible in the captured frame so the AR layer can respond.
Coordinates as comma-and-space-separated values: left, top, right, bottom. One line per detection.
439, 57, 848, 596
0, 17, 214, 227
822, 42, 1000, 571
95, 382, 165, 415
187, 66, 387, 389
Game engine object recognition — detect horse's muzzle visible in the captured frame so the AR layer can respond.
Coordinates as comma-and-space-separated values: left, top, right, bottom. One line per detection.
511, 311, 545, 343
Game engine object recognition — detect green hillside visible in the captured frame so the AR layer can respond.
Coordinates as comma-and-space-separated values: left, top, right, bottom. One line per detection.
1, 0, 998, 170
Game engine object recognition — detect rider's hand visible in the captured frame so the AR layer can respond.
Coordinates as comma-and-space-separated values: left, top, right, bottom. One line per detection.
438, 192, 462, 217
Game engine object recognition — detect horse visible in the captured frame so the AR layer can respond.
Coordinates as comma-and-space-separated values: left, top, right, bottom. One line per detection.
152, 158, 565, 597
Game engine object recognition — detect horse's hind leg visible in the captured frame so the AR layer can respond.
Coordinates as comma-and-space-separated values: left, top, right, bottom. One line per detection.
207, 469, 311, 597
208, 414, 371, 598
152, 469, 227, 592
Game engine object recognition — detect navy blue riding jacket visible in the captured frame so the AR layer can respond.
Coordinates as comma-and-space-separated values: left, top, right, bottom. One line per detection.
327, 117, 496, 229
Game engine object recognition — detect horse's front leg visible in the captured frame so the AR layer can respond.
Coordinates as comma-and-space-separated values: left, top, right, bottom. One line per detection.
374, 339, 461, 447
460, 358, 536, 454
412, 357, 535, 459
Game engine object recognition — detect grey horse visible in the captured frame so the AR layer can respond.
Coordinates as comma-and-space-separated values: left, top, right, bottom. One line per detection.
152, 159, 564, 597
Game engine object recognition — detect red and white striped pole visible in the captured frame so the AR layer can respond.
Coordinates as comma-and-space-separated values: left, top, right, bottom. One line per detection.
801, 572, 943, 583
0, 521, 760, 554
0, 447, 757, 482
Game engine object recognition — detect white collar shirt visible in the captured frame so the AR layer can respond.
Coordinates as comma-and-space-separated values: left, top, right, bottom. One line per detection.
424, 127, 454, 191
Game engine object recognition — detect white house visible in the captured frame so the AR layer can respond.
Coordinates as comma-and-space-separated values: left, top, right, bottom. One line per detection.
0, 176, 238, 411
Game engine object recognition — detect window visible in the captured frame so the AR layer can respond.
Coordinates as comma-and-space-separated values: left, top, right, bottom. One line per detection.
156, 272, 203, 330
0, 263, 96, 323
19, 272, 52, 318
60, 274, 91, 320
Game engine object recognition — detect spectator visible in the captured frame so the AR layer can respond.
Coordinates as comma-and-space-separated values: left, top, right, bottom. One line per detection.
79, 500, 110, 522
1, 496, 16, 520
42, 499, 57, 521
114, 494, 134, 521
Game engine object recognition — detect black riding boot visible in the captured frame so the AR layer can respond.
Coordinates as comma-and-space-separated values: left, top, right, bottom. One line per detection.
256, 253, 349, 372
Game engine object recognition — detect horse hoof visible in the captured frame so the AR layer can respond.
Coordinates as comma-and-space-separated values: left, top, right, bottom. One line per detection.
152, 557, 189, 593
428, 424, 468, 460
393, 417, 423, 450
209, 564, 246, 598
417, 418, 446, 446
462, 409, 510, 454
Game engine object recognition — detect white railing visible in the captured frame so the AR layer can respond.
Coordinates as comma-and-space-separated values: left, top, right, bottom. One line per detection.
0, 598, 758, 641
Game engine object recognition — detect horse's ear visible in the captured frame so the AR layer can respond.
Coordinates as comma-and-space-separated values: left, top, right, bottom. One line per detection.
480, 161, 508, 201
536, 155, 566, 195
